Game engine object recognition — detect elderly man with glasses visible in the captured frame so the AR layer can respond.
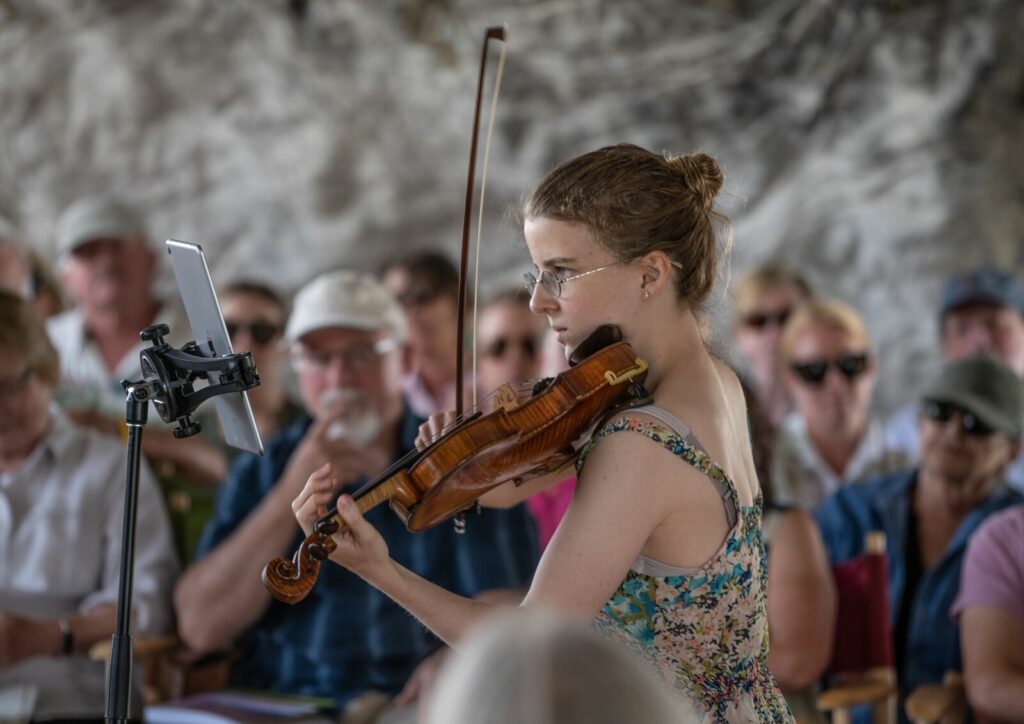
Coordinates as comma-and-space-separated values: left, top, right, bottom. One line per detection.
816, 355, 1024, 714
174, 270, 538, 716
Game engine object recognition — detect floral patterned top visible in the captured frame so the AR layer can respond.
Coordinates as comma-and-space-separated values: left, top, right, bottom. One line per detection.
577, 409, 793, 722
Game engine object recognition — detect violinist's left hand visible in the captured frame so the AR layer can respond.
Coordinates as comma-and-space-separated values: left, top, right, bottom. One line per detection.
292, 468, 391, 580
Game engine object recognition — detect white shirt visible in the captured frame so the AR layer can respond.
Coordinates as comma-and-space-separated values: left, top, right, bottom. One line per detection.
0, 406, 178, 634
885, 402, 1024, 495
771, 413, 912, 509
46, 304, 188, 419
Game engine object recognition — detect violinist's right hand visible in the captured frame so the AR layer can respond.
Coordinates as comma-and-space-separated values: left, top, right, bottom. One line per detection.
415, 411, 459, 451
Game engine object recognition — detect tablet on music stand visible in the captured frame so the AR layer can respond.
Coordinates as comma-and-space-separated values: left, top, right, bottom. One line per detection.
166, 239, 264, 455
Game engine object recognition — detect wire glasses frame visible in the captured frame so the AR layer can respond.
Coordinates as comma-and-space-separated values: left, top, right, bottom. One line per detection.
523, 260, 683, 299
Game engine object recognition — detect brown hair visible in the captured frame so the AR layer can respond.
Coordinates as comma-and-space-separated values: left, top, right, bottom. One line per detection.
379, 250, 459, 302
0, 291, 60, 387
524, 144, 730, 308
222, 279, 288, 317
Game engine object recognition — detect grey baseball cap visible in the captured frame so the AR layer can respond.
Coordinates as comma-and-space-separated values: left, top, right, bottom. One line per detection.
56, 195, 147, 258
922, 355, 1024, 438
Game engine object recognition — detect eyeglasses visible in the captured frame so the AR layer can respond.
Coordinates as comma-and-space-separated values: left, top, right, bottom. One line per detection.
790, 353, 870, 385
483, 335, 538, 360
225, 321, 281, 346
742, 308, 792, 330
920, 399, 996, 437
523, 265, 618, 299
0, 367, 32, 399
292, 337, 398, 374
523, 259, 682, 299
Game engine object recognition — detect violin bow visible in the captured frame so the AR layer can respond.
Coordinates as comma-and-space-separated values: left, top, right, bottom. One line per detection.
455, 25, 509, 418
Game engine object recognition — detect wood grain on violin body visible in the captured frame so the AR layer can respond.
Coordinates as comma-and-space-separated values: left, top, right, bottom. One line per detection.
262, 336, 649, 604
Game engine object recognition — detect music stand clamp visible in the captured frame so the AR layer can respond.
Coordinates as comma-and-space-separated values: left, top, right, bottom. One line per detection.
105, 323, 259, 724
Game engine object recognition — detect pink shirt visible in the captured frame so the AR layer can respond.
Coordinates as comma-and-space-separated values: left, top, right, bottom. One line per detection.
525, 477, 576, 552
952, 505, 1024, 623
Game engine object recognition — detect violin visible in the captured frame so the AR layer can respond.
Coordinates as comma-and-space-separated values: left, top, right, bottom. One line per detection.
261, 26, 651, 605
262, 325, 651, 604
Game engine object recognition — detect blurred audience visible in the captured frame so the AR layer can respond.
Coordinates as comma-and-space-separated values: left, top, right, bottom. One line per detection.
886, 266, 1024, 495
743, 384, 834, 723
27, 250, 68, 319
475, 287, 545, 400
773, 298, 908, 508
220, 279, 302, 443
46, 193, 226, 485
732, 265, 814, 429
381, 251, 461, 418
0, 292, 177, 721
174, 270, 538, 712
425, 611, 685, 724
953, 504, 1024, 723
816, 356, 1023, 702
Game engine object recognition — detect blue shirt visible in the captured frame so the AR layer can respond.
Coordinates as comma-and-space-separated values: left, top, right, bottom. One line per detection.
196, 407, 539, 708
815, 470, 1023, 700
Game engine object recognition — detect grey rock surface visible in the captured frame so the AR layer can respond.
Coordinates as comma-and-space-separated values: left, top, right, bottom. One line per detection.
1, 0, 1021, 412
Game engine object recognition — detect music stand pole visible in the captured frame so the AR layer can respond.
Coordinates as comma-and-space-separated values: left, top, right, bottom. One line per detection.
105, 380, 155, 724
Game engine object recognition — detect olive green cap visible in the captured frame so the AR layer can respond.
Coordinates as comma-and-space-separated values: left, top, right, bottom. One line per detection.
922, 355, 1024, 439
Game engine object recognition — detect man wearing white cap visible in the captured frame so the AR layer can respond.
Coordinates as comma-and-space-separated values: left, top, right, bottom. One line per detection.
174, 270, 538, 714
45, 194, 226, 487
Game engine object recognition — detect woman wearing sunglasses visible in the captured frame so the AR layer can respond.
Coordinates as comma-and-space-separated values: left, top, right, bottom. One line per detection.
220, 281, 304, 444
293, 144, 792, 721
773, 298, 910, 508
731, 265, 814, 430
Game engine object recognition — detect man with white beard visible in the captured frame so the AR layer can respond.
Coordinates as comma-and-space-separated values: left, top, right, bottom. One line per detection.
174, 270, 537, 715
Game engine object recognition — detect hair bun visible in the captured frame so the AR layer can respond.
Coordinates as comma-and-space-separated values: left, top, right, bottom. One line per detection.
671, 153, 724, 211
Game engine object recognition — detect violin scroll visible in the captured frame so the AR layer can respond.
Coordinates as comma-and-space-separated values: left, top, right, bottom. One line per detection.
262, 518, 339, 604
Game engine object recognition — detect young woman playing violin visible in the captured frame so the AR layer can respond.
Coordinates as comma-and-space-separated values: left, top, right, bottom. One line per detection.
292, 144, 792, 721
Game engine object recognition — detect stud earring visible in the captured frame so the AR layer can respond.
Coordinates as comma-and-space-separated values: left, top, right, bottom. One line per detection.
642, 288, 651, 299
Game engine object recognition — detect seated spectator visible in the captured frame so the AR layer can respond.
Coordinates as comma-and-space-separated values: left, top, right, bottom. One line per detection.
174, 270, 538, 712
425, 611, 685, 724
219, 279, 302, 443
47, 194, 227, 485
476, 289, 577, 551
886, 266, 1024, 494
732, 264, 814, 429
0, 292, 177, 721
743, 383, 834, 723
816, 355, 1023, 706
381, 251, 461, 418
27, 250, 68, 320
952, 505, 1024, 722
475, 287, 544, 404
773, 298, 908, 508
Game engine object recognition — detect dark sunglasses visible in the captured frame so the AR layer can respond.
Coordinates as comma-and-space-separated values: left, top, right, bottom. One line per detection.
920, 399, 996, 437
484, 335, 538, 360
790, 353, 869, 385
225, 321, 281, 345
742, 308, 792, 330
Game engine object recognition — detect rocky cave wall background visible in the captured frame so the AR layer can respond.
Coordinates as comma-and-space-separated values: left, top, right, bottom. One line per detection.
1, 0, 1021, 412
